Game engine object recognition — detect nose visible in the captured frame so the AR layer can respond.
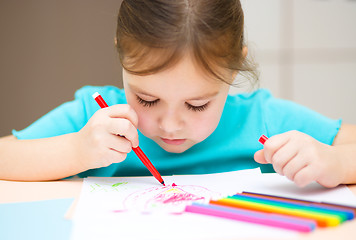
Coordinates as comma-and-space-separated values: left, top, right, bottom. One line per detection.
158, 110, 183, 133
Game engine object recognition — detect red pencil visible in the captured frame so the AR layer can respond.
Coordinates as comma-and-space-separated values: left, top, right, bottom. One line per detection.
92, 92, 165, 186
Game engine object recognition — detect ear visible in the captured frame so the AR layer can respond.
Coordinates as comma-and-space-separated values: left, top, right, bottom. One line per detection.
242, 46, 248, 59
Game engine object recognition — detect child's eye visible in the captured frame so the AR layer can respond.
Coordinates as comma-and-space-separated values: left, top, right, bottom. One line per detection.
136, 96, 159, 107
185, 102, 209, 112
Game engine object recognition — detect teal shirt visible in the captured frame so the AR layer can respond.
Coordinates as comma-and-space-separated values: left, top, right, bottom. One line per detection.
13, 86, 341, 177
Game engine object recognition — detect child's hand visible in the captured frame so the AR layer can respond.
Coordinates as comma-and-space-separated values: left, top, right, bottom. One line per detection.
254, 131, 345, 188
74, 104, 139, 170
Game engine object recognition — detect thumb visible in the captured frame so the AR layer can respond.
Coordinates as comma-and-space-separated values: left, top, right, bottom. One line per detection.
254, 149, 269, 164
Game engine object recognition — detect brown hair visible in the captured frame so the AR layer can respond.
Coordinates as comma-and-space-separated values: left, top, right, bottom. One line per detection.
116, 0, 258, 86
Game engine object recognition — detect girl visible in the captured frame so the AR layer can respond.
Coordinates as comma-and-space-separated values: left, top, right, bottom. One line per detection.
0, 0, 355, 188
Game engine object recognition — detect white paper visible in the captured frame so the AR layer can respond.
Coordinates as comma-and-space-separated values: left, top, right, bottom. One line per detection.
242, 173, 356, 207
71, 168, 356, 240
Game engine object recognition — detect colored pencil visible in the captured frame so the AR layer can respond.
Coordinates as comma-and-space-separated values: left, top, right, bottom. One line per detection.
210, 198, 342, 227
229, 194, 352, 221
92, 92, 165, 186
241, 192, 355, 219
185, 202, 316, 232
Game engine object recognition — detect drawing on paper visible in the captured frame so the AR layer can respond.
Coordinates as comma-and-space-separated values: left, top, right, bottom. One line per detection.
121, 183, 222, 213
89, 181, 129, 192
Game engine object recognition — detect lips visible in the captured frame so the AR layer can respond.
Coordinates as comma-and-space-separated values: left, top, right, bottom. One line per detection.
161, 138, 186, 145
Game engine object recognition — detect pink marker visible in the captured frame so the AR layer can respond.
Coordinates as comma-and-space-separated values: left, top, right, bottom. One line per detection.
185, 203, 316, 232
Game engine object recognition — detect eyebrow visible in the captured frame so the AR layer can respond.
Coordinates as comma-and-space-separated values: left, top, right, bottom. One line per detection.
129, 84, 219, 101
187, 91, 220, 101
128, 84, 156, 97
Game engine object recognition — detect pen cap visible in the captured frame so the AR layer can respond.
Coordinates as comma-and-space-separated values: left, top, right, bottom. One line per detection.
259, 135, 268, 145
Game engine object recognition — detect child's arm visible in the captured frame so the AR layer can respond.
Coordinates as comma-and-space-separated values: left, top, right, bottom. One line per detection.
0, 134, 86, 180
254, 124, 356, 188
0, 104, 139, 181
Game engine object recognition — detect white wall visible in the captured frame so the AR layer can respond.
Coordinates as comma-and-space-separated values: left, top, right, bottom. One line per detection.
231, 0, 356, 124
1, 0, 355, 137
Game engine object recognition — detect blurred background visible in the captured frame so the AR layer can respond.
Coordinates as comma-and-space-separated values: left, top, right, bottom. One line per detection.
0, 0, 355, 137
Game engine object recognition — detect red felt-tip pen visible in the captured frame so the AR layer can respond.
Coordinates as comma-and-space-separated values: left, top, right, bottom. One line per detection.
92, 92, 165, 186
259, 134, 268, 145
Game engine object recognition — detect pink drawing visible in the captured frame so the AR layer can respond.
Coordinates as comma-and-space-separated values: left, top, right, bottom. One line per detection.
121, 183, 221, 213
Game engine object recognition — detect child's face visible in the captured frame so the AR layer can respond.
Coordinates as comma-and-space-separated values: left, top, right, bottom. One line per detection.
123, 54, 231, 153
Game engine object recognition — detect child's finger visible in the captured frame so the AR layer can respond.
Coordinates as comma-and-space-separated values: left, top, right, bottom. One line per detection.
100, 149, 127, 167
263, 133, 292, 163
107, 118, 139, 147
107, 134, 133, 154
282, 154, 308, 182
293, 166, 314, 188
108, 149, 128, 163
104, 104, 139, 128
270, 142, 298, 175
254, 149, 268, 164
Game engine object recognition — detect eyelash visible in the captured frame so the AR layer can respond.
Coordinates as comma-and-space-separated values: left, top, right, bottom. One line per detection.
185, 102, 209, 112
136, 96, 209, 112
136, 96, 159, 107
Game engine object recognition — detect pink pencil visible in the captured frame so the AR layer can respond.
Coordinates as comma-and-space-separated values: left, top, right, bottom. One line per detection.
185, 203, 316, 232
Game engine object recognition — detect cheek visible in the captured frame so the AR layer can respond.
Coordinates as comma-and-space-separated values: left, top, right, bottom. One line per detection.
188, 110, 222, 141
134, 107, 157, 136
190, 98, 226, 141
125, 93, 156, 136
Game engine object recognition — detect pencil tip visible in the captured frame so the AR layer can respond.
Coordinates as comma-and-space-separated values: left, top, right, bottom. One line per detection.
162, 181, 165, 186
